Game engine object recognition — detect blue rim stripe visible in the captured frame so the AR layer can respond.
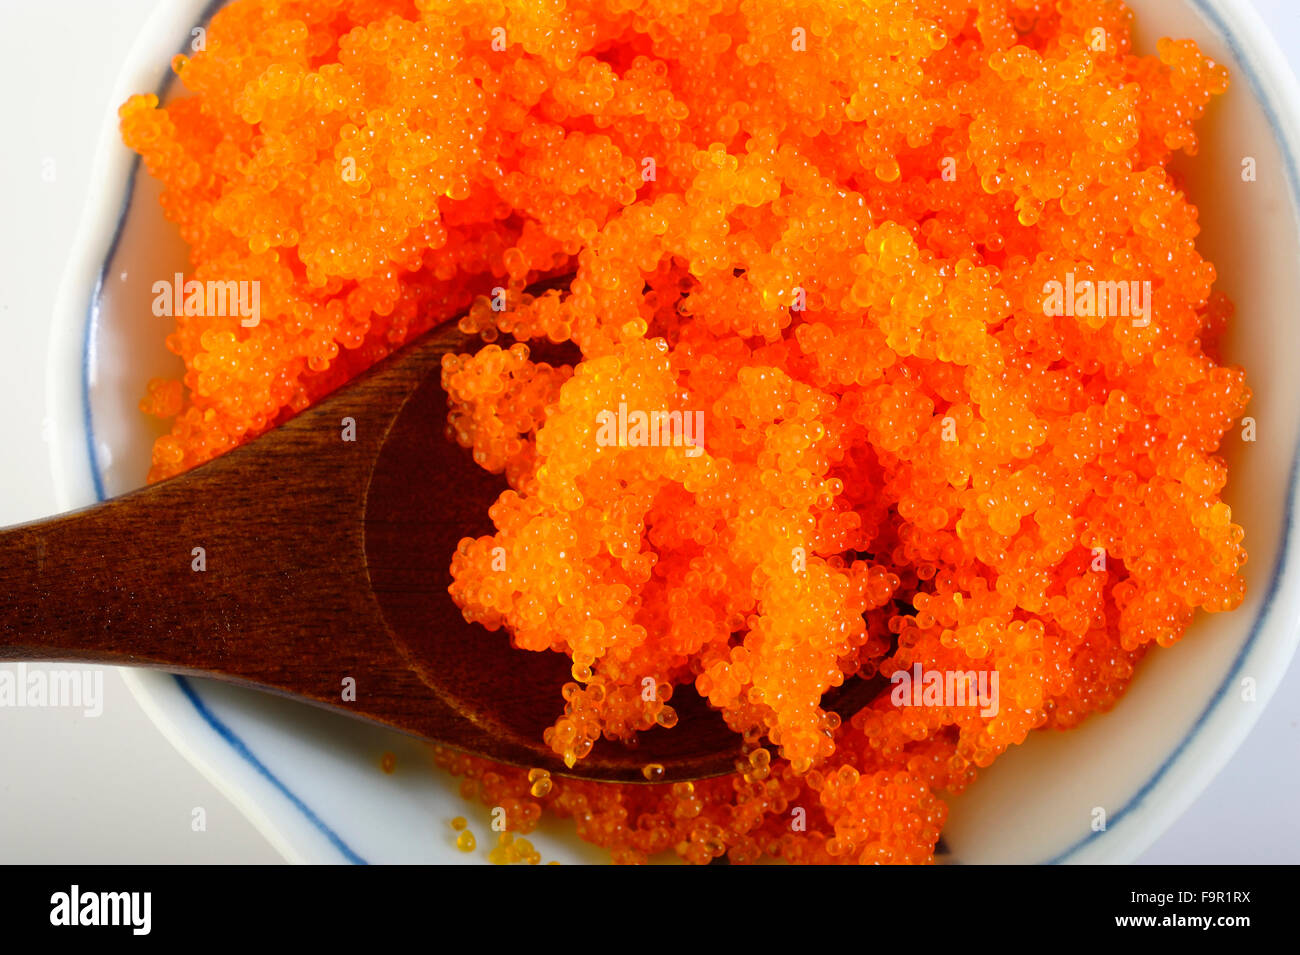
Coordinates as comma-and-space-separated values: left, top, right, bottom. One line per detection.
82, 271, 106, 503
174, 676, 367, 864
82, 0, 366, 867
80, 0, 1297, 866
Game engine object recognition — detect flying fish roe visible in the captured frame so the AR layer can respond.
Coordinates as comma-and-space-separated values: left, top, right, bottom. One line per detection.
125, 0, 1248, 864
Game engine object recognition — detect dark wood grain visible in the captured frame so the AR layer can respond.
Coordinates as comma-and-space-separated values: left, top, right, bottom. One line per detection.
0, 319, 748, 782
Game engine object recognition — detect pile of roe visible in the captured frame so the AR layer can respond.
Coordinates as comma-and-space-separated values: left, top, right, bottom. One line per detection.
122, 0, 1249, 864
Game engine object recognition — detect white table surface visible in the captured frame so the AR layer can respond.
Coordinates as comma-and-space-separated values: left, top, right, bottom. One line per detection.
0, 0, 1296, 865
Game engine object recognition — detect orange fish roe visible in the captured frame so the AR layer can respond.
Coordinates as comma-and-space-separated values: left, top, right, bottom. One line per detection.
123, 0, 1248, 864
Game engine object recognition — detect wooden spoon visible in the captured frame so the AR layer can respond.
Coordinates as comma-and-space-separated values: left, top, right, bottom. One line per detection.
0, 315, 883, 783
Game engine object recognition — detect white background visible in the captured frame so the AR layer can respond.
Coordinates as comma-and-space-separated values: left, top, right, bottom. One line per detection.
0, 0, 1296, 864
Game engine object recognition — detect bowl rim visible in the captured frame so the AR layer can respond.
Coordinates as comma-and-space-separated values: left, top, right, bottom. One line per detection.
45, 0, 1300, 865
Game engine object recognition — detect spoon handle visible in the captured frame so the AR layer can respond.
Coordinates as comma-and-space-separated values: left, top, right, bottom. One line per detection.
0, 310, 469, 682
0, 409, 377, 684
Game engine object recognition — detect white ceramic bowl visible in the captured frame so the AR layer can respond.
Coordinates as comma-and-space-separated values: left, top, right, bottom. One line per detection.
46, 0, 1300, 863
